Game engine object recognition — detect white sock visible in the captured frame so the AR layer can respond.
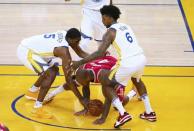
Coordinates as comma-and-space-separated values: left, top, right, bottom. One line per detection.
50, 85, 64, 96
142, 94, 153, 114
127, 90, 136, 100
112, 98, 126, 116
29, 85, 39, 92
34, 101, 43, 108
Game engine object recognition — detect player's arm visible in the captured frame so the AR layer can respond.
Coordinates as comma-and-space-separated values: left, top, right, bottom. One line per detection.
82, 84, 90, 100
72, 28, 116, 70
93, 98, 111, 124
71, 45, 89, 58
53, 47, 86, 107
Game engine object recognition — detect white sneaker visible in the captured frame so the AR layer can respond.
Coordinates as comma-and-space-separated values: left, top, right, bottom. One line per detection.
43, 93, 55, 104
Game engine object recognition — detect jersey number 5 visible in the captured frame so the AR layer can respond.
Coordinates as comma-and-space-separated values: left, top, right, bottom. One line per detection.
125, 32, 133, 43
44, 34, 55, 39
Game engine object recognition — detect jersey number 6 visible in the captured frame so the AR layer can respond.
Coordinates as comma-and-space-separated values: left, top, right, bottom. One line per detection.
125, 32, 133, 43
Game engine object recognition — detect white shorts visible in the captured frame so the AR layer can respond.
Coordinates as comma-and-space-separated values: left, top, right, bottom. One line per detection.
80, 8, 106, 41
109, 54, 147, 86
17, 44, 58, 74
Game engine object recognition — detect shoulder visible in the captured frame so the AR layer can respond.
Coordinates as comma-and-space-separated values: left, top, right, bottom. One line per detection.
53, 46, 69, 57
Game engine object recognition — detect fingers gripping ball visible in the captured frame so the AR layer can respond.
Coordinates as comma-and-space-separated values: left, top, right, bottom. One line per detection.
88, 99, 103, 116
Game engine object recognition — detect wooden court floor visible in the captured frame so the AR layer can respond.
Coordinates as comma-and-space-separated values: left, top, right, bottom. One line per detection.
0, 0, 194, 130
0, 66, 194, 131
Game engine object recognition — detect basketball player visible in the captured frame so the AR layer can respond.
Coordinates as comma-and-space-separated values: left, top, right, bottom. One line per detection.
65, 0, 112, 53
72, 5, 156, 128
44, 55, 139, 124
17, 28, 88, 118
44, 55, 117, 105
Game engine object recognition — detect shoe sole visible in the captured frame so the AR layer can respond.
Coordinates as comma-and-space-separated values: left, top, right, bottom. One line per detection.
140, 116, 157, 122
114, 117, 132, 128
43, 98, 54, 105
25, 95, 37, 100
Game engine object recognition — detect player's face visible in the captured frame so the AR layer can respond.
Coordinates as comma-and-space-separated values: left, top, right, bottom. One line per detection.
68, 37, 81, 46
102, 15, 112, 28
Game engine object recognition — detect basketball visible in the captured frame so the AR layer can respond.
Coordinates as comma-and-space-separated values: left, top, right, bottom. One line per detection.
88, 99, 103, 116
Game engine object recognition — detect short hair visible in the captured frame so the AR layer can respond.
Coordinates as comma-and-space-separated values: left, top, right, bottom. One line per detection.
100, 5, 121, 21
66, 28, 81, 39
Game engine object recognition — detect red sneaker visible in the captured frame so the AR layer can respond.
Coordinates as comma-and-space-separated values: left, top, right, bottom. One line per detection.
140, 112, 156, 122
114, 112, 132, 128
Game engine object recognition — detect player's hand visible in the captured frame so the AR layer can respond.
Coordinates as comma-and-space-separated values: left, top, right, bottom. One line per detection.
79, 98, 89, 109
93, 118, 105, 125
74, 108, 88, 116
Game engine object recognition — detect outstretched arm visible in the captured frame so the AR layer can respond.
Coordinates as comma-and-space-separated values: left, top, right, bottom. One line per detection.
53, 47, 86, 107
73, 28, 116, 70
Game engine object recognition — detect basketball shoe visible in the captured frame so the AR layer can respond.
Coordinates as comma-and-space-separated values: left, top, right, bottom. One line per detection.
25, 90, 39, 100
140, 112, 157, 122
114, 112, 132, 128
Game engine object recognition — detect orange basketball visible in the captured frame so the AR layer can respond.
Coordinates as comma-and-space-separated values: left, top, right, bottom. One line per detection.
88, 99, 103, 116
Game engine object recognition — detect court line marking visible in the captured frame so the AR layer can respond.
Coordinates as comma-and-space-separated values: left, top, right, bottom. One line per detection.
1, 74, 194, 77
178, 0, 194, 51
184, 51, 194, 52
0, 64, 194, 67
0, 3, 178, 6
11, 94, 131, 130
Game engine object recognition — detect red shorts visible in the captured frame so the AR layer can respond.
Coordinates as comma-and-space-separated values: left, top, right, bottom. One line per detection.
82, 56, 117, 83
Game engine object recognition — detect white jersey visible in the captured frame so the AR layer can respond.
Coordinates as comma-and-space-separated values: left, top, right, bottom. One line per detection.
81, 0, 110, 10
21, 30, 68, 59
110, 23, 143, 60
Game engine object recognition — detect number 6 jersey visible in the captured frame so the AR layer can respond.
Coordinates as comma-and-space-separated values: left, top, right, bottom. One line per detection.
109, 23, 143, 60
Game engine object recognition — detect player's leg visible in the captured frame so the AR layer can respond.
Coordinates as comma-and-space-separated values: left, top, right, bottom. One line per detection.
122, 85, 141, 106
74, 68, 94, 115
131, 77, 156, 122
44, 67, 93, 103
17, 44, 42, 100
98, 69, 132, 128
31, 65, 59, 118
131, 54, 156, 122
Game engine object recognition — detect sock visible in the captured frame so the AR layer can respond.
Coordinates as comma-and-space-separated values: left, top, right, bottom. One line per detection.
34, 101, 43, 108
29, 85, 39, 92
141, 94, 153, 114
50, 85, 64, 96
127, 89, 136, 100
112, 98, 126, 116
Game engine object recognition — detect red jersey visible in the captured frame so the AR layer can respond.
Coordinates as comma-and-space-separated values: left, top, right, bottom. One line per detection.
82, 56, 117, 83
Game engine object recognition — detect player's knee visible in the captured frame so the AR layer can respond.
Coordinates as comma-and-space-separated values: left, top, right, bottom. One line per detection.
131, 77, 141, 84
